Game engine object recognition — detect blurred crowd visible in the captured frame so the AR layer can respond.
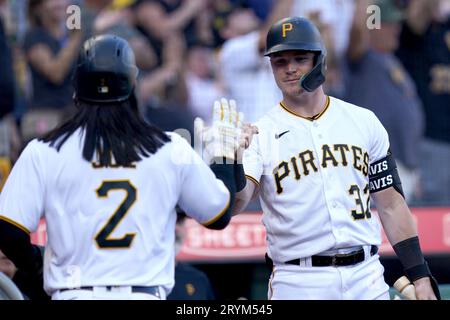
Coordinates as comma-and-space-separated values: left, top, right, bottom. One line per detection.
0, 0, 449, 205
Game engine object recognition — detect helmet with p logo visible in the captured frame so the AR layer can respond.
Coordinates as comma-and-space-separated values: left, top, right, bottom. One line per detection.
264, 17, 327, 92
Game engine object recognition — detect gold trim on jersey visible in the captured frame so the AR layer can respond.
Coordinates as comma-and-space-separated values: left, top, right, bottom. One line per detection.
279, 95, 330, 121
0, 215, 31, 234
202, 190, 231, 227
245, 174, 260, 187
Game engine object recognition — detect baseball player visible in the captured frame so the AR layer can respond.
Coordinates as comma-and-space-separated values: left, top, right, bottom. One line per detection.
232, 17, 441, 300
0, 35, 246, 300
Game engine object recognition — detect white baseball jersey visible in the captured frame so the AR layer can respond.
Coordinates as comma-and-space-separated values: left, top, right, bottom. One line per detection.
243, 96, 390, 263
0, 131, 230, 296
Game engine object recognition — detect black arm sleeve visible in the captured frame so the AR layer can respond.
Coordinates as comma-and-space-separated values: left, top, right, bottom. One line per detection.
0, 220, 49, 300
234, 163, 247, 192
207, 159, 236, 230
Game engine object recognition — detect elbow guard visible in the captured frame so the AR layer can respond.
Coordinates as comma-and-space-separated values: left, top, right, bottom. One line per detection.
368, 150, 404, 197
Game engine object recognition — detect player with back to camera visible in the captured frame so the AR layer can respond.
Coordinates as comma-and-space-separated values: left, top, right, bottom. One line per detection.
0, 35, 251, 300
224, 17, 440, 300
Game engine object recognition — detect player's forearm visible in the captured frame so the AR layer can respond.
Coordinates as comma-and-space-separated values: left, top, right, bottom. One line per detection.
232, 178, 256, 216
374, 189, 418, 245
232, 192, 249, 216
374, 188, 439, 298
166, 1, 204, 31
29, 33, 82, 85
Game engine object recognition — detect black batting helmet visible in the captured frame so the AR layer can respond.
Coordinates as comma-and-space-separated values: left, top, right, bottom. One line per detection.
264, 17, 327, 92
73, 35, 139, 104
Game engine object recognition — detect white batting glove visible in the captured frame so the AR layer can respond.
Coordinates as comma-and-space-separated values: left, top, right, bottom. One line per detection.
194, 98, 243, 164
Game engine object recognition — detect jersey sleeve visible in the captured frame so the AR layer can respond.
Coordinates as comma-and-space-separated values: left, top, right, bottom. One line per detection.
368, 111, 390, 163
0, 140, 45, 233
242, 129, 263, 185
175, 136, 231, 225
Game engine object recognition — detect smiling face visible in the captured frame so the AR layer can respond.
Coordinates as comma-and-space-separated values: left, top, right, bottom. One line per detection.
269, 50, 316, 98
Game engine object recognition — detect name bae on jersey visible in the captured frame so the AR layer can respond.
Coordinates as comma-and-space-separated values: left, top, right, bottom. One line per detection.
273, 144, 369, 194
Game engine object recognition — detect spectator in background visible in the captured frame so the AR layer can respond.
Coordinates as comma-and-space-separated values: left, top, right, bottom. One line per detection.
396, 0, 450, 204
0, 0, 14, 121
133, 0, 211, 64
218, 0, 293, 122
130, 1, 199, 137
185, 43, 224, 124
210, 0, 237, 47
138, 31, 195, 138
22, 0, 83, 143
218, 3, 261, 40
242, 0, 273, 21
168, 211, 215, 300
291, 0, 355, 58
0, 0, 21, 178
82, 0, 158, 71
344, 0, 425, 203
290, 0, 356, 97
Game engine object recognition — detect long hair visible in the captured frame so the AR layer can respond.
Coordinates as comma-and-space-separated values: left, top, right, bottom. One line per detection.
40, 96, 171, 167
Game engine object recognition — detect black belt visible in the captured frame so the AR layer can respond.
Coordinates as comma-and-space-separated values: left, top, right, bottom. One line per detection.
59, 286, 160, 297
285, 245, 378, 267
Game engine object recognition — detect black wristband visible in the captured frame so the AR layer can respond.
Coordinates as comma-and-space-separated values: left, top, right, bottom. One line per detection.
208, 160, 236, 230
210, 157, 246, 192
404, 261, 430, 282
234, 163, 247, 192
393, 236, 424, 268
393, 236, 441, 299
393, 236, 429, 281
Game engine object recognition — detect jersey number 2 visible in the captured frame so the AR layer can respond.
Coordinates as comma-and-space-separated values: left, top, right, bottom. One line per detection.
95, 180, 137, 249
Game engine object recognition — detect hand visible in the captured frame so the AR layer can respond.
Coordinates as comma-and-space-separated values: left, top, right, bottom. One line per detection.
194, 98, 243, 164
236, 123, 258, 161
185, 0, 208, 12
413, 277, 438, 300
94, 10, 127, 33
0, 249, 17, 279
